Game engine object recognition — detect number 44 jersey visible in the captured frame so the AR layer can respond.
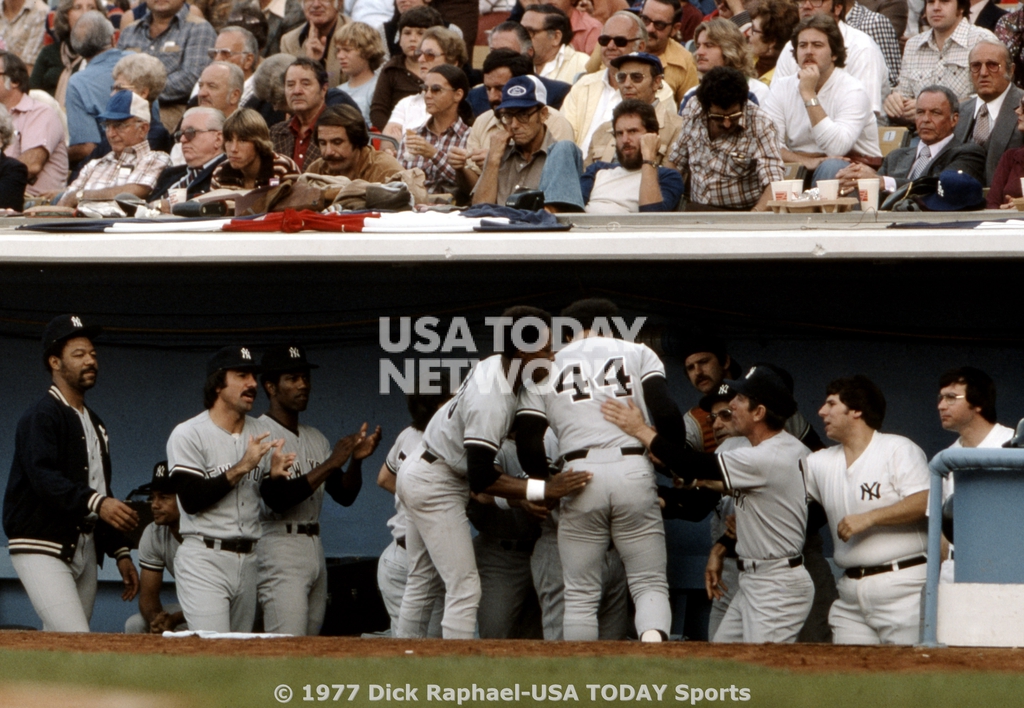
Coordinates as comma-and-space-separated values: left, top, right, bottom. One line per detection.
517, 336, 666, 452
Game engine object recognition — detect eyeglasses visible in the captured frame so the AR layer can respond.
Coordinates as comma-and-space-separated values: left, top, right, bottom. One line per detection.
207, 48, 250, 60
101, 119, 138, 131
422, 84, 452, 95
937, 393, 968, 404
615, 71, 648, 84
597, 34, 638, 48
175, 127, 219, 142
416, 49, 442, 60
969, 60, 1003, 74
709, 409, 734, 422
707, 110, 744, 123
498, 107, 541, 125
638, 13, 671, 31
798, 0, 827, 7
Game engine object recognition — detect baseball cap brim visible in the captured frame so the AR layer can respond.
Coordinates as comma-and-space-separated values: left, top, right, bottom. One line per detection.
496, 97, 544, 111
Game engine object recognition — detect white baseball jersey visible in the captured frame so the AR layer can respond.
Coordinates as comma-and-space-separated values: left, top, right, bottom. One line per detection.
943, 423, 1014, 501
258, 416, 332, 526
803, 431, 930, 568
718, 431, 810, 561
138, 523, 182, 577
709, 436, 749, 541
384, 426, 424, 541
517, 337, 665, 452
422, 354, 517, 475
167, 411, 271, 540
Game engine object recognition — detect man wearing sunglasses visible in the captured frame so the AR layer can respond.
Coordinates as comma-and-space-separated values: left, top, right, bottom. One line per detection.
149, 107, 227, 210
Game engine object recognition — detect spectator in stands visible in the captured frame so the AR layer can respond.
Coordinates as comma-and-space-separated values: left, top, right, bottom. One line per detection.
581, 99, 683, 212
860, 0, 907, 36
587, 52, 680, 165
0, 0, 47, 74
336, 22, 386, 125
117, 0, 217, 133
369, 6, 446, 129
0, 52, 68, 200
953, 39, 1023, 186
212, 106, 299, 188
762, 15, 881, 181
887, 0, 996, 122
150, 106, 226, 207
837, 85, 985, 197
280, 0, 350, 86
270, 57, 328, 169
305, 104, 404, 179
0, 105, 27, 210
258, 0, 305, 56
772, 0, 888, 116
841, 1, 901, 88
668, 66, 783, 210
29, 0, 103, 101
201, 26, 260, 106
748, 0, 800, 84
399, 63, 470, 195
690, 19, 769, 104
970, 0, 1005, 32
65, 12, 124, 166
986, 88, 1024, 206
59, 91, 172, 207
521, 5, 590, 83
383, 26, 468, 141
637, 0, 699, 103
111, 53, 175, 153
196, 61, 245, 120
225, 4, 270, 55
244, 52, 294, 124
471, 75, 585, 208
456, 48, 575, 191
542, 0, 603, 54
477, 21, 572, 112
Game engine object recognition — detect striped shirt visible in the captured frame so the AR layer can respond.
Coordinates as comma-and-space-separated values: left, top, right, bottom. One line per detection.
211, 152, 299, 190
399, 117, 469, 195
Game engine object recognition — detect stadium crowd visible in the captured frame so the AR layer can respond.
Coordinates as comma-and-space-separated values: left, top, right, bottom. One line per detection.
0, 0, 1022, 213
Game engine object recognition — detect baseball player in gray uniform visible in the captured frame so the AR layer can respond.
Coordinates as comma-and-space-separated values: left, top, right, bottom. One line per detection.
166, 346, 295, 633
256, 345, 381, 636
125, 461, 186, 633
4, 314, 139, 632
395, 306, 591, 639
805, 375, 930, 645
604, 364, 813, 643
516, 298, 687, 642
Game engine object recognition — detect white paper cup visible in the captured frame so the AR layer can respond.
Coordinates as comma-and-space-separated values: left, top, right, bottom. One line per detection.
786, 179, 804, 199
169, 187, 187, 205
858, 178, 879, 212
1019, 177, 1024, 197
771, 180, 789, 201
818, 179, 840, 200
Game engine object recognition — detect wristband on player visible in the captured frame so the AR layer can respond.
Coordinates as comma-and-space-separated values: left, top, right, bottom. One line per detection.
526, 478, 546, 502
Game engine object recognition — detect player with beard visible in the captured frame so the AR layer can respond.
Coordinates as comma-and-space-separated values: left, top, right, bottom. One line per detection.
580, 99, 683, 213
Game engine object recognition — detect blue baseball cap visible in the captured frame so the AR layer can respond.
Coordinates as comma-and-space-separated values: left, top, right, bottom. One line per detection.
919, 170, 986, 211
98, 90, 150, 122
609, 52, 664, 76
496, 76, 547, 111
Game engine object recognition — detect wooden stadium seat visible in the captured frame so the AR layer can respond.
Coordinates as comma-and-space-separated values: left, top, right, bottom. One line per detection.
878, 126, 911, 157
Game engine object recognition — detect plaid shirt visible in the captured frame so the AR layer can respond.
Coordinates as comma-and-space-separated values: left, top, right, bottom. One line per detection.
0, 0, 47, 67
67, 140, 171, 193
399, 117, 469, 194
845, 2, 902, 87
897, 19, 997, 101
117, 5, 216, 104
668, 100, 784, 210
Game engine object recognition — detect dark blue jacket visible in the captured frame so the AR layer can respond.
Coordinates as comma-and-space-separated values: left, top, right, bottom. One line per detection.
581, 161, 684, 212
3, 386, 130, 563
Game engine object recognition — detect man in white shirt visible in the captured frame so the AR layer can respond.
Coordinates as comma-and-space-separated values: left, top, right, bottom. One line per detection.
521, 5, 590, 84
762, 15, 881, 183
772, 0, 889, 116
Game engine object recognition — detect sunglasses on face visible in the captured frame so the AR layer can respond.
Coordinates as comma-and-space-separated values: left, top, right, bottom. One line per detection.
615, 71, 648, 84
708, 409, 734, 422
969, 60, 1003, 74
416, 49, 442, 60
598, 34, 637, 47
422, 84, 451, 94
498, 107, 541, 125
707, 110, 744, 123
638, 14, 672, 31
175, 127, 219, 141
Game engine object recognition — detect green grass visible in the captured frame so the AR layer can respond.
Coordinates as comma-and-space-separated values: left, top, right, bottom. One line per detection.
1, 651, 1022, 707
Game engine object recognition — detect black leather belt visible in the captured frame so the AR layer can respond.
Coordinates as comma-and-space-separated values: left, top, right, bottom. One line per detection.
845, 555, 927, 579
737, 555, 803, 572
562, 446, 646, 463
497, 538, 537, 553
204, 537, 256, 553
286, 523, 319, 536
421, 450, 439, 463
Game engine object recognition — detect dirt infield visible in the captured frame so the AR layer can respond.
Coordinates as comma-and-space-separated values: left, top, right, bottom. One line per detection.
1, 631, 1022, 673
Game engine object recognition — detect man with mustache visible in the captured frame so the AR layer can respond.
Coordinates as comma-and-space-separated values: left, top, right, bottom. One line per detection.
166, 346, 295, 632
3, 314, 140, 632
255, 345, 381, 635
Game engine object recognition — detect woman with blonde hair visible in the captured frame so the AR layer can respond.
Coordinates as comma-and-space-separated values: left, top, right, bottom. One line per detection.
687, 19, 769, 105
383, 26, 471, 142
336, 21, 387, 125
212, 108, 299, 190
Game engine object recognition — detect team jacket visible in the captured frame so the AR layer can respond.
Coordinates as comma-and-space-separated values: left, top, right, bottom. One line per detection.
2, 386, 130, 563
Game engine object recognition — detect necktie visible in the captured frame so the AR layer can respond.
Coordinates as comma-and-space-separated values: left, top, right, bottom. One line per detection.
973, 105, 991, 145
907, 143, 932, 180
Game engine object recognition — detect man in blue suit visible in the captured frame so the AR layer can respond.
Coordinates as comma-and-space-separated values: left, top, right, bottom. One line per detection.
149, 108, 228, 211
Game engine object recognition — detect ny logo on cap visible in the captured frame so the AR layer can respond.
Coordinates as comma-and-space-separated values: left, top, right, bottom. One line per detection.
240, 348, 251, 360
718, 384, 730, 395
746, 367, 757, 378
507, 85, 527, 97
155, 463, 167, 478
289, 347, 300, 358
71, 316, 83, 328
